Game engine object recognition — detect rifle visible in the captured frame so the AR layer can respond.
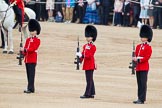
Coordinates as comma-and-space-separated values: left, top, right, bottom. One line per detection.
74, 36, 80, 70
129, 41, 136, 75
16, 27, 24, 65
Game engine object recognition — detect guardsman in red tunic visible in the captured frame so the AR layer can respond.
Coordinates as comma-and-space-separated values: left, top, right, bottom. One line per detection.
133, 25, 153, 104
21, 19, 41, 93
76, 25, 97, 99
10, 0, 24, 29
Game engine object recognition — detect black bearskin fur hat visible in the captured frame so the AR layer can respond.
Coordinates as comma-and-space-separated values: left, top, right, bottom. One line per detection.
85, 25, 97, 42
28, 19, 41, 35
140, 25, 153, 42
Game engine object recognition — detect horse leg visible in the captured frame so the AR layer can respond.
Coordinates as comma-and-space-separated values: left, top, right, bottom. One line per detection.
22, 25, 28, 39
8, 27, 14, 54
2, 28, 8, 54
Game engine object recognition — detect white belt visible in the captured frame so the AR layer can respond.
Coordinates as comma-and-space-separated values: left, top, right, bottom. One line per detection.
137, 56, 143, 59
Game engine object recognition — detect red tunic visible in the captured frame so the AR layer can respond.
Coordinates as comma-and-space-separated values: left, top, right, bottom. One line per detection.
135, 42, 152, 72
23, 36, 40, 63
10, 0, 24, 23
80, 42, 96, 70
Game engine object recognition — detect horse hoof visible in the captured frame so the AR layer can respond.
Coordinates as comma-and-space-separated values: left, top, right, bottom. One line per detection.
8, 51, 14, 54
2, 51, 7, 54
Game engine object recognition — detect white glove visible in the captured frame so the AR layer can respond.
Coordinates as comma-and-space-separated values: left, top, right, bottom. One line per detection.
76, 52, 82, 58
10, 3, 14, 7
10, 1, 17, 7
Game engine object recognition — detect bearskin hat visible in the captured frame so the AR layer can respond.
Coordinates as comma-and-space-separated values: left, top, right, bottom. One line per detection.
28, 19, 41, 35
140, 25, 153, 42
85, 25, 97, 42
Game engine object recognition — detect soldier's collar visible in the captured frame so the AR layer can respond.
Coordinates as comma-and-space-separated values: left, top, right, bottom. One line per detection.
31, 35, 37, 38
142, 41, 149, 45
87, 41, 93, 44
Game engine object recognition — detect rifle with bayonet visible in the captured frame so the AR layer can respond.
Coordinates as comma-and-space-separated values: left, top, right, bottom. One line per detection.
129, 41, 136, 75
16, 27, 24, 65
74, 36, 80, 70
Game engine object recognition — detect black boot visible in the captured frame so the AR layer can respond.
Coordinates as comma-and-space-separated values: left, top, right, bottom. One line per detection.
133, 99, 144, 104
24, 89, 35, 94
80, 95, 94, 99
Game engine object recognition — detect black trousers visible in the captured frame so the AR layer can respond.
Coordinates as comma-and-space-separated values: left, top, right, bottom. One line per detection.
4, 0, 9, 4
84, 70, 95, 96
1, 30, 5, 47
123, 14, 130, 26
76, 5, 84, 23
97, 6, 103, 25
136, 71, 148, 102
55, 1, 63, 16
153, 8, 162, 29
132, 5, 140, 26
25, 63, 36, 92
35, 3, 41, 21
40, 0, 48, 21
13, 5, 23, 26
102, 6, 109, 25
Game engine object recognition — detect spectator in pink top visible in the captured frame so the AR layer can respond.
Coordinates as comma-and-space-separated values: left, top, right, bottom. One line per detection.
113, 0, 123, 26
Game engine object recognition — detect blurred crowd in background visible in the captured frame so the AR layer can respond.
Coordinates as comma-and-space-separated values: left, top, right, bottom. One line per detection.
24, 0, 162, 29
